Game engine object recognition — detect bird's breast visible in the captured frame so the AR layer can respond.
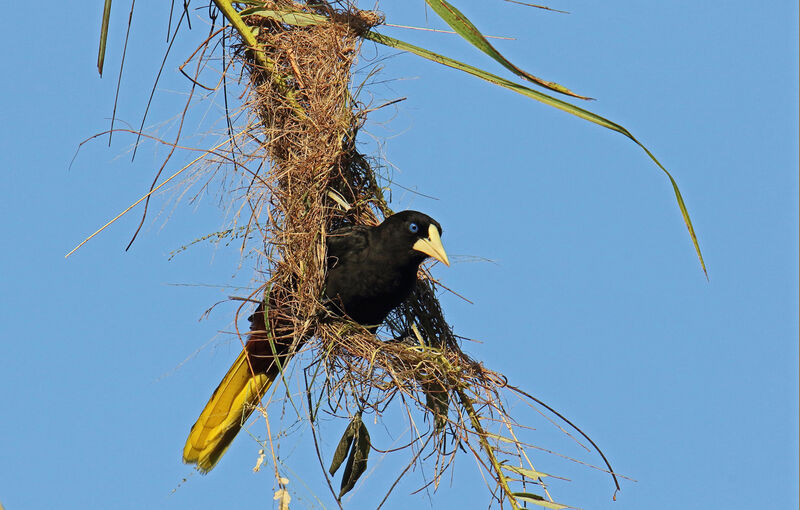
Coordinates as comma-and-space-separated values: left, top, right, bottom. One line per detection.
324, 260, 417, 327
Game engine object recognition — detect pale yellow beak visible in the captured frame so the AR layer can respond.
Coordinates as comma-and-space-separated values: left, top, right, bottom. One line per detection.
412, 224, 450, 266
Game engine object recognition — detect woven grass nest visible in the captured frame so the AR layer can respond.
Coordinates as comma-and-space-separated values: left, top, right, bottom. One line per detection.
181, 0, 618, 506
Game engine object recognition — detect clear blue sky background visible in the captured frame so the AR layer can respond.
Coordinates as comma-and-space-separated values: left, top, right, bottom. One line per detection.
1, 2, 797, 509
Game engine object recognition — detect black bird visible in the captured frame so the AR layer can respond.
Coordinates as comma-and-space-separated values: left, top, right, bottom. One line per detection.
183, 211, 449, 472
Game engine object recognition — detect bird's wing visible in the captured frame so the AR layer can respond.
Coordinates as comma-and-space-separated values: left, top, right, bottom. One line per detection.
326, 225, 371, 263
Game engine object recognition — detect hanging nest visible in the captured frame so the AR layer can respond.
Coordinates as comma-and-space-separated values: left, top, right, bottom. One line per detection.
170, 0, 620, 506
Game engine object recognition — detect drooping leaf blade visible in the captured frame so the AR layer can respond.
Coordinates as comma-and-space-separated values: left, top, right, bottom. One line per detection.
338, 413, 370, 497
364, 30, 707, 277
424, 0, 589, 99
329, 415, 358, 476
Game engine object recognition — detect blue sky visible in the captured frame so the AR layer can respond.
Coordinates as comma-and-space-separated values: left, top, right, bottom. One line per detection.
0, 2, 797, 509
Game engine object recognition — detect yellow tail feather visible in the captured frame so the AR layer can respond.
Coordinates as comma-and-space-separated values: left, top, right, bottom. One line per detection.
182, 349, 273, 473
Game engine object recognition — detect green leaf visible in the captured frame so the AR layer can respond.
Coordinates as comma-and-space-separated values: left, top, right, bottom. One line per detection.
338, 413, 370, 497
423, 0, 588, 99
512, 492, 569, 509
501, 464, 550, 480
484, 432, 516, 444
365, 30, 707, 278
97, 0, 113, 75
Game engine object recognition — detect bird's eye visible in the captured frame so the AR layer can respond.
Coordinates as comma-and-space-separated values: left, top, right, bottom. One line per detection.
408, 222, 419, 234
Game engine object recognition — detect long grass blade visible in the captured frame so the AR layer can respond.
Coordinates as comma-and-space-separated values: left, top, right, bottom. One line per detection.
365, 30, 707, 277
424, 0, 588, 99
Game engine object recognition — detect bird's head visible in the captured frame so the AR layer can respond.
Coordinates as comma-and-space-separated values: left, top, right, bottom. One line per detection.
380, 210, 450, 267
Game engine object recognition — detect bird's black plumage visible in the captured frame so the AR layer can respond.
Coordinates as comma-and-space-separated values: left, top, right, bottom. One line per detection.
183, 210, 449, 472
323, 210, 447, 328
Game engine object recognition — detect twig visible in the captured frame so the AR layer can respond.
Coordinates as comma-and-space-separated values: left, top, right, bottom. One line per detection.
455, 387, 520, 510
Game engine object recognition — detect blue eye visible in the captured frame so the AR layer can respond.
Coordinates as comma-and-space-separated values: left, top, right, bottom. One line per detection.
408, 222, 419, 234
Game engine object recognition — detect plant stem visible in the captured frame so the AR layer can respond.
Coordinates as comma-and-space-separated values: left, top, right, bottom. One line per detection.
211, 0, 307, 118
455, 388, 520, 510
